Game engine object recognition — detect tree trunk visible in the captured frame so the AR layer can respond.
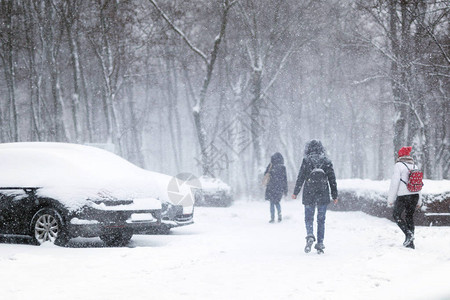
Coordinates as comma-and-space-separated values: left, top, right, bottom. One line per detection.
171, 59, 184, 171
377, 88, 386, 180
23, 1, 42, 141
250, 67, 264, 171
41, 0, 69, 141
66, 26, 82, 142
92, 2, 121, 149
75, 30, 92, 143
163, 55, 181, 171
0, 0, 19, 141
126, 80, 145, 167
149, 0, 235, 176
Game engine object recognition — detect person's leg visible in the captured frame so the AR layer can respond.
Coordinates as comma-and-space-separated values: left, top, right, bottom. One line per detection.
304, 205, 315, 238
404, 194, 419, 234
270, 201, 275, 222
276, 202, 282, 221
393, 197, 408, 234
303, 204, 315, 252
316, 204, 328, 244
403, 194, 419, 248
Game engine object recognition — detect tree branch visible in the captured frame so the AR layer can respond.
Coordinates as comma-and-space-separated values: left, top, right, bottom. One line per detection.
262, 44, 294, 97
148, 0, 208, 64
197, 0, 236, 110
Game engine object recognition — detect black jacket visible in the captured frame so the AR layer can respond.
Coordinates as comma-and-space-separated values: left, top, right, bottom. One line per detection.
264, 153, 288, 203
293, 141, 338, 205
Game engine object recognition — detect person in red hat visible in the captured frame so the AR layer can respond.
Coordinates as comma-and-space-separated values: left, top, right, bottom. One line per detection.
387, 146, 422, 249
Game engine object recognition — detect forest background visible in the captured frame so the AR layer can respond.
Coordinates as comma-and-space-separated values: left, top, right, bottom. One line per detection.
0, 0, 448, 195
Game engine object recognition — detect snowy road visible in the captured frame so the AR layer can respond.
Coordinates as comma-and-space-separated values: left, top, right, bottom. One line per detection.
0, 200, 448, 300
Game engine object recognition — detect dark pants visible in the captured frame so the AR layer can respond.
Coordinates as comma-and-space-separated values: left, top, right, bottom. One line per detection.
270, 201, 281, 220
304, 204, 328, 243
393, 194, 419, 235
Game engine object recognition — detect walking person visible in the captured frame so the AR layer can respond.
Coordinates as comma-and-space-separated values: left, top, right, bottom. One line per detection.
292, 140, 338, 254
263, 152, 288, 223
387, 146, 423, 249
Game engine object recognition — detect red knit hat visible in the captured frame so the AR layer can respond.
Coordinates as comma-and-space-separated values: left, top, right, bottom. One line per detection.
398, 146, 412, 157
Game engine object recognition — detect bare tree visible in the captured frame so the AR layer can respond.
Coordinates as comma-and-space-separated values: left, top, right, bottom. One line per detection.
0, 0, 18, 141
0, 0, 448, 184
22, 0, 43, 141
148, 0, 237, 176
355, 0, 449, 178
53, 0, 85, 143
34, 0, 70, 141
87, 0, 138, 152
234, 0, 322, 181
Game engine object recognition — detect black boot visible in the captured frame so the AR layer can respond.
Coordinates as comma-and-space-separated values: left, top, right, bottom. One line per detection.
278, 214, 282, 222
304, 236, 315, 253
403, 231, 415, 247
314, 242, 325, 254
405, 241, 415, 249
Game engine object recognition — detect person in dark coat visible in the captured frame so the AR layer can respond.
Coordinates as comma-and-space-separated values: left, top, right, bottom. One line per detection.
264, 152, 288, 223
292, 140, 338, 253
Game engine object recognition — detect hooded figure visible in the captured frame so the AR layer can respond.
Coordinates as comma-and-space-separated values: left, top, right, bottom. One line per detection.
264, 152, 288, 222
293, 140, 337, 206
292, 140, 338, 253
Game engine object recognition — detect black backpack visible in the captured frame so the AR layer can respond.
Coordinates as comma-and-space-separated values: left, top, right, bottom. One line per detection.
307, 161, 328, 192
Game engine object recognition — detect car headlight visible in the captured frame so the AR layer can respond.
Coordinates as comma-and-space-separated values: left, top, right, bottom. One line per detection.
161, 202, 172, 215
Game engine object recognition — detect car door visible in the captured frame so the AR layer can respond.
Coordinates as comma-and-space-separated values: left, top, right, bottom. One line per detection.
0, 189, 31, 234
0, 190, 17, 234
0, 192, 7, 233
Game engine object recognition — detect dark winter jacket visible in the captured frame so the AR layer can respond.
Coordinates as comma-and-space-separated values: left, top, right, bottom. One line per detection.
293, 140, 338, 205
264, 152, 288, 203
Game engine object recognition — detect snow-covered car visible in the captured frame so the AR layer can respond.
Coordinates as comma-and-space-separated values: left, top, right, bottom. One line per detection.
0, 142, 163, 246
144, 172, 196, 234
195, 176, 233, 207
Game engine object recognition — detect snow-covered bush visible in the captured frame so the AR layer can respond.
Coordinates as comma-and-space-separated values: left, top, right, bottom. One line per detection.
332, 179, 450, 226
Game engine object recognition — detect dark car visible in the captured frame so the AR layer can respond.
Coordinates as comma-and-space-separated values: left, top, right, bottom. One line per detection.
0, 142, 162, 246
195, 176, 233, 207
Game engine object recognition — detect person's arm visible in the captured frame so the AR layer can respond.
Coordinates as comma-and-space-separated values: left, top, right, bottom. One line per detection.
264, 163, 271, 175
292, 159, 307, 198
326, 160, 338, 204
387, 163, 401, 206
283, 166, 288, 196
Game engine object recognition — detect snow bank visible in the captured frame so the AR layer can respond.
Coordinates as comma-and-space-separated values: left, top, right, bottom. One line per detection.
338, 178, 450, 195
335, 179, 450, 225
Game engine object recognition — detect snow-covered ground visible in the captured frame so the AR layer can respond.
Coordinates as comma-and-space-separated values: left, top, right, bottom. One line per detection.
0, 200, 448, 300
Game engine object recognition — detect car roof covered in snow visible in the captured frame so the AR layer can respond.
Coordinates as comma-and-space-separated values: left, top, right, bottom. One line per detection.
199, 176, 232, 193
0, 142, 168, 210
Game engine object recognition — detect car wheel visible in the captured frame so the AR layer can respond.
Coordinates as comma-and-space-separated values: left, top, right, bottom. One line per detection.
31, 208, 69, 246
100, 229, 133, 247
